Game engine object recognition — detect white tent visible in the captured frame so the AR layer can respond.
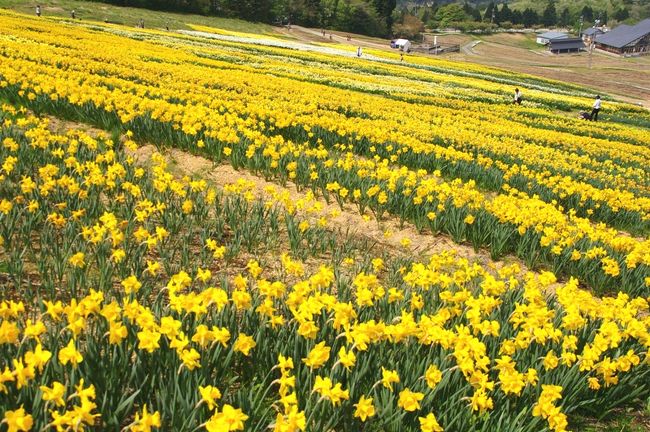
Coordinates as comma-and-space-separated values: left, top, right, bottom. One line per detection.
393, 39, 411, 52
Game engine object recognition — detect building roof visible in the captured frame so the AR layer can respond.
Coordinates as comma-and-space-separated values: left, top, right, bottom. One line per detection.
595, 19, 650, 48
582, 27, 604, 36
549, 38, 586, 50
538, 31, 569, 40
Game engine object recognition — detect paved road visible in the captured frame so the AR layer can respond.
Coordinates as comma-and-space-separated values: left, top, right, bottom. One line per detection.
461, 40, 480, 55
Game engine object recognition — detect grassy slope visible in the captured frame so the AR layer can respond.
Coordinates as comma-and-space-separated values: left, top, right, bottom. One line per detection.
0, 0, 277, 33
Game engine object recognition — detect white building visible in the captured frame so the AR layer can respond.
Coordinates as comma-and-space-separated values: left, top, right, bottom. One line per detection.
536, 31, 569, 45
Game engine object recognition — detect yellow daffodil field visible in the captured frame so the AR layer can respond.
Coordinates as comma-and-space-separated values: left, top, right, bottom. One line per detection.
0, 10, 649, 432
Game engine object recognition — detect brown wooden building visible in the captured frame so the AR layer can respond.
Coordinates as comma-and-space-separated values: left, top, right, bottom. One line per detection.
594, 19, 650, 55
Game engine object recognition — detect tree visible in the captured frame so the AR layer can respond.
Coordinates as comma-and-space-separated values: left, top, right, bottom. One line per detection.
343, 4, 385, 36
372, 0, 397, 31
558, 7, 570, 27
321, 0, 341, 27
435, 4, 467, 28
483, 2, 495, 23
243, 0, 273, 22
581, 6, 593, 23
614, 7, 629, 22
511, 9, 522, 25
462, 2, 481, 21
522, 8, 539, 27
498, 4, 513, 25
421, 6, 432, 24
392, 12, 424, 38
542, 0, 557, 27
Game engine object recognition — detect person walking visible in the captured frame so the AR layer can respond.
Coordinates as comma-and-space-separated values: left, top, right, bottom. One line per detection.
71, 9, 76, 19
35, 5, 41, 17
513, 88, 523, 105
357, 46, 362, 57
591, 95, 601, 121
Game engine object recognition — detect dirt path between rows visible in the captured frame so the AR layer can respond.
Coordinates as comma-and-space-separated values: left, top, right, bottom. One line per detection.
44, 114, 575, 293
131, 144, 523, 275
41, 116, 523, 274
286, 25, 389, 50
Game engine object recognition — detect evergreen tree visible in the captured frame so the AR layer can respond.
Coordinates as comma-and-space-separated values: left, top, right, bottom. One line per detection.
558, 7, 570, 27
542, 0, 557, 27
581, 6, 593, 23
378, 0, 397, 31
483, 2, 495, 23
522, 7, 539, 27
463, 2, 481, 21
421, 7, 430, 24
614, 7, 629, 22
499, 4, 513, 24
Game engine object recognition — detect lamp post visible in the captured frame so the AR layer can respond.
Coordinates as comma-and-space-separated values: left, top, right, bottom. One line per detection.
579, 15, 584, 37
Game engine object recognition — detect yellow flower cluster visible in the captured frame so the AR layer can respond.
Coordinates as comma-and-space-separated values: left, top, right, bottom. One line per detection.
0, 12, 647, 297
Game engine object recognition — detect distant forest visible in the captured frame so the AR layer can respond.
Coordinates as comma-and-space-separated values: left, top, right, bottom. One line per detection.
399, 0, 650, 33
88, 0, 398, 36
84, 0, 649, 37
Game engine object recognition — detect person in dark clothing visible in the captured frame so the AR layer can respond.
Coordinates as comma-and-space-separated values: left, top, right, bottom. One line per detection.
36, 5, 41, 16
513, 88, 523, 105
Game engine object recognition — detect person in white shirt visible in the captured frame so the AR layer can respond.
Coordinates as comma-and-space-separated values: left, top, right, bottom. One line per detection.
513, 88, 523, 105
36, 5, 41, 16
591, 95, 601, 121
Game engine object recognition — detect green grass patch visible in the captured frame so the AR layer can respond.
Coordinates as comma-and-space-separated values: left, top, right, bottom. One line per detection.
0, 0, 277, 34
481, 33, 545, 51
573, 402, 650, 432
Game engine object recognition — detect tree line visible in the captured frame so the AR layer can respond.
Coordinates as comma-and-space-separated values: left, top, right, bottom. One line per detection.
87, 0, 397, 36
407, 1, 638, 33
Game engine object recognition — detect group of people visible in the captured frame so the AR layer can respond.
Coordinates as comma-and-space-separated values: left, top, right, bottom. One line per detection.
35, 5, 77, 20
513, 88, 602, 121
35, 5, 154, 28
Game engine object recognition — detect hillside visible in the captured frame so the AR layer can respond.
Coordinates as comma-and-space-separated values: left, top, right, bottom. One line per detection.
0, 0, 398, 37
0, 0, 277, 33
1, 7, 650, 432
